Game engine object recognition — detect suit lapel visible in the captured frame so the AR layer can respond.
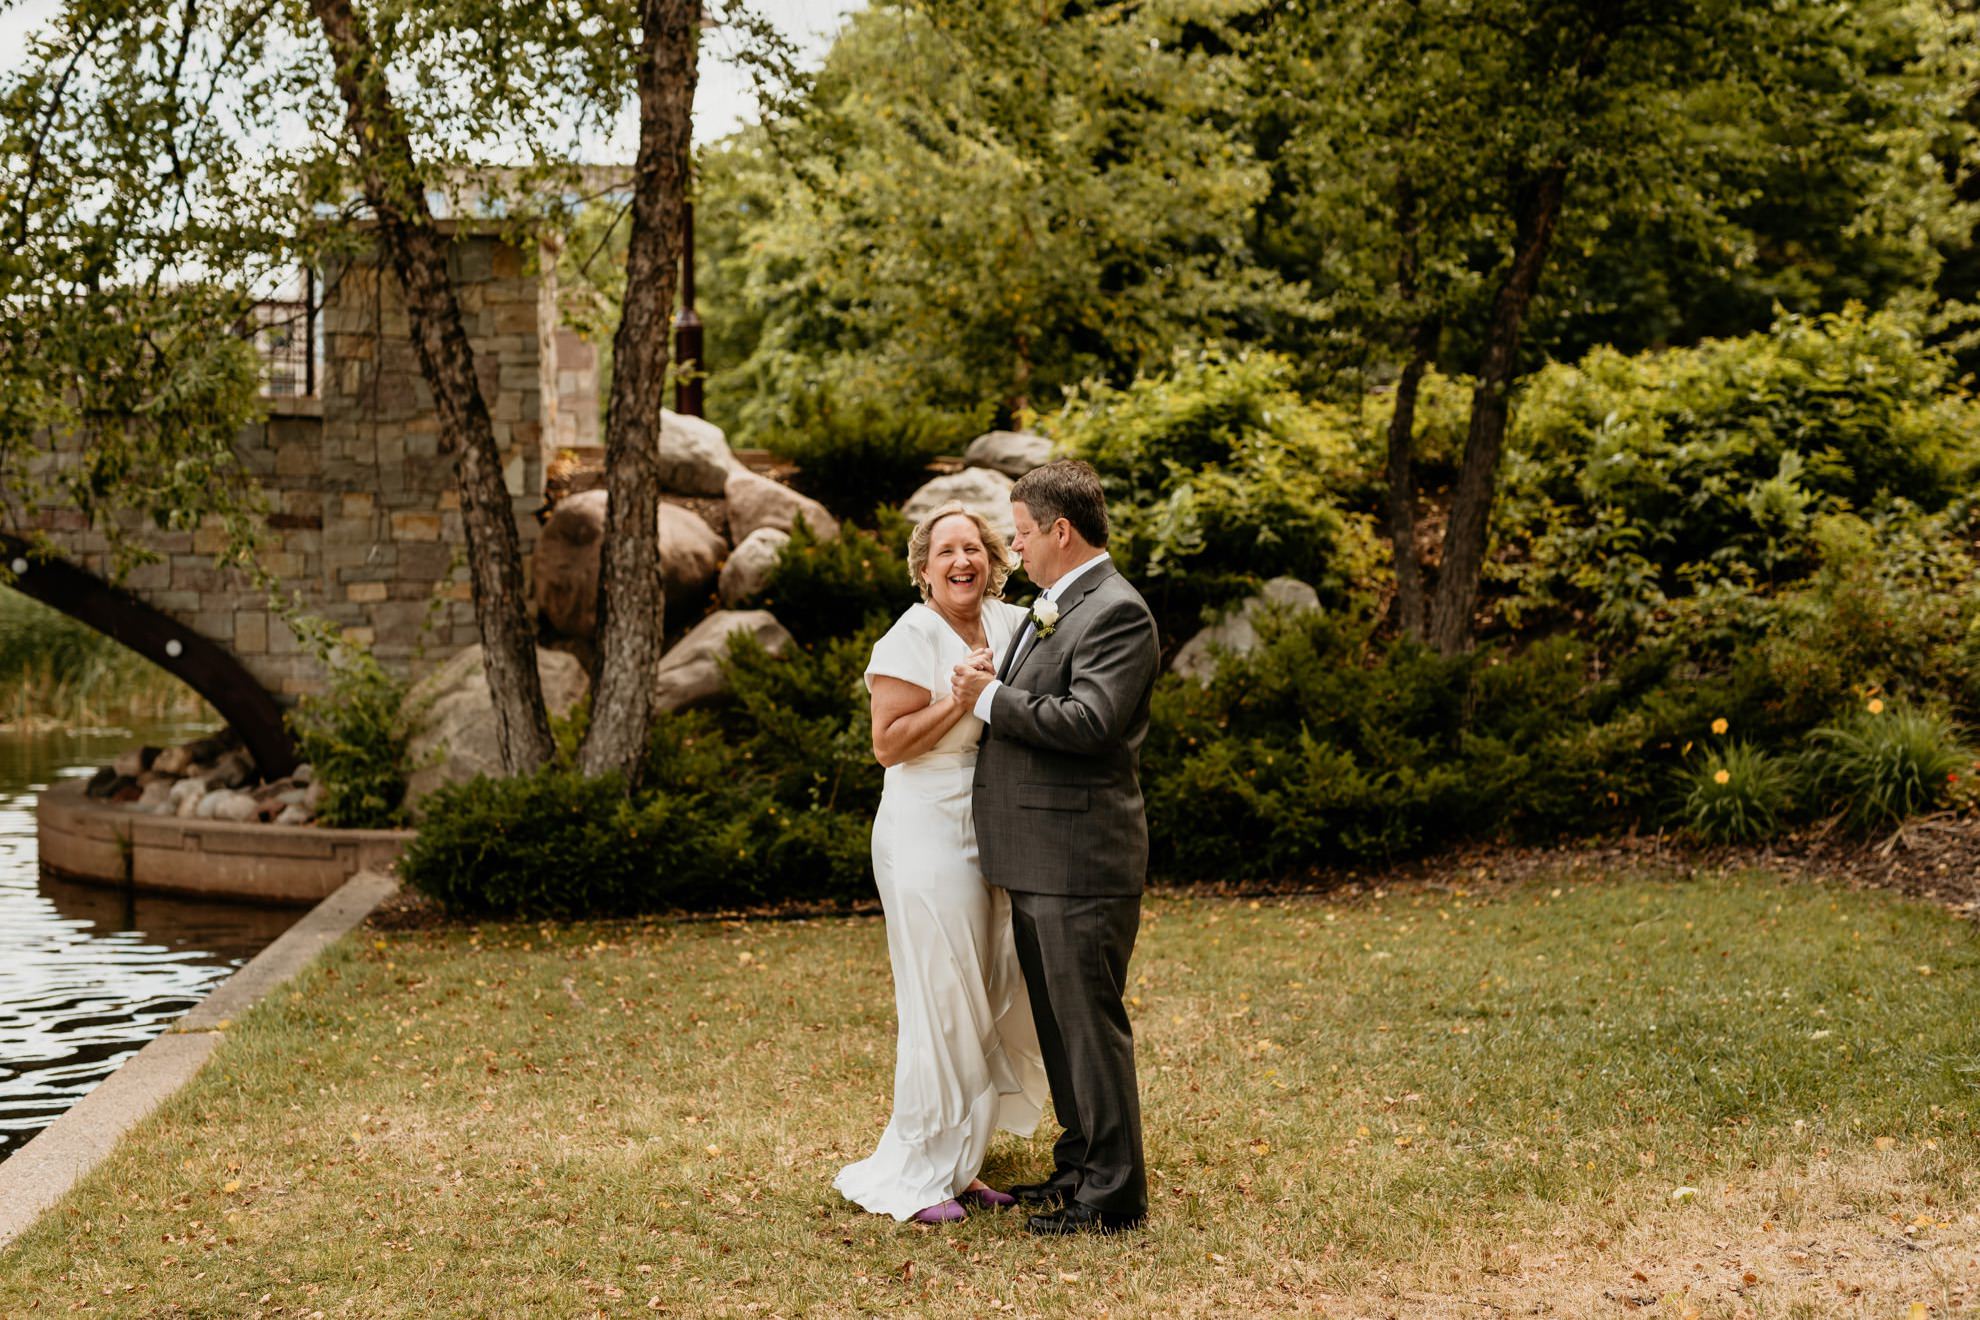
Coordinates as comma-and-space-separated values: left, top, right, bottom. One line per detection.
1009, 557, 1116, 684
995, 615, 1029, 683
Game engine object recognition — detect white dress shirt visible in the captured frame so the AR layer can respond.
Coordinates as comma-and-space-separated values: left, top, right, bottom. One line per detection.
971, 552, 1110, 725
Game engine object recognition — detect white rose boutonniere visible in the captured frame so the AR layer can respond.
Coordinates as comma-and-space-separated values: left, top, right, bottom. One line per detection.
1030, 598, 1060, 638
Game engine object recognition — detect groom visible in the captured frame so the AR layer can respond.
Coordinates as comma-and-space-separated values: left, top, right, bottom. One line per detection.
952, 459, 1160, 1237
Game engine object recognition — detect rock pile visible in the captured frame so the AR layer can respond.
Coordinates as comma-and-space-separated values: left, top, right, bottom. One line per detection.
83, 729, 327, 825
529, 412, 826, 714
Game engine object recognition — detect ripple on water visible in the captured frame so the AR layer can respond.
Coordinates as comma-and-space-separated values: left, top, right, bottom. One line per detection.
0, 726, 296, 1159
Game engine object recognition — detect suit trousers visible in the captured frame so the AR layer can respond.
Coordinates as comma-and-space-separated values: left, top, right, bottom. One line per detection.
1007, 889, 1147, 1216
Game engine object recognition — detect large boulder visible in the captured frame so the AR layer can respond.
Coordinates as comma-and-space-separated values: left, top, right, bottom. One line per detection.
654, 610, 794, 713
963, 430, 1056, 479
659, 410, 741, 496
660, 502, 729, 613
534, 490, 728, 643
209, 791, 260, 823
133, 778, 176, 813
1170, 578, 1322, 685
152, 745, 194, 777
169, 777, 206, 817
902, 468, 1016, 541
404, 646, 591, 814
718, 527, 790, 607
724, 469, 839, 544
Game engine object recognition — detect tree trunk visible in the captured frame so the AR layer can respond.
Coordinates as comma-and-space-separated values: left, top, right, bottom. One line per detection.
1385, 319, 1437, 640
309, 0, 554, 775
1426, 163, 1567, 656
577, 0, 699, 784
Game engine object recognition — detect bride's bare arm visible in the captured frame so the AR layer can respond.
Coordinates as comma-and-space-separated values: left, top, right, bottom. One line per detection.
870, 676, 970, 768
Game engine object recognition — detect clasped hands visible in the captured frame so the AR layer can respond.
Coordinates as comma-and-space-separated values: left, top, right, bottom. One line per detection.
951, 648, 996, 707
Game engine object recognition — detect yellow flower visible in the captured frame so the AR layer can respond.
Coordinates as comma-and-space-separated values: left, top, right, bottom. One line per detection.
1868, 698, 1885, 714
1713, 769, 1731, 785
1710, 718, 1729, 735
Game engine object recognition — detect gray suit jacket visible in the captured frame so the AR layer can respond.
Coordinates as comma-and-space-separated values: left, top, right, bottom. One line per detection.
974, 558, 1161, 897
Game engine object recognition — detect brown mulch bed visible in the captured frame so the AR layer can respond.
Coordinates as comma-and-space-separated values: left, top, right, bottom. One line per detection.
1201, 810, 1980, 917
364, 812, 1980, 933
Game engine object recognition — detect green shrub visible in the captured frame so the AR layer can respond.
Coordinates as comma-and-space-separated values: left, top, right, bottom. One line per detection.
1680, 742, 1792, 843
745, 509, 919, 644
1498, 308, 1980, 637
1144, 613, 1664, 874
762, 379, 992, 523
1047, 350, 1377, 637
1802, 702, 1971, 834
397, 763, 761, 918
286, 647, 410, 828
710, 623, 885, 899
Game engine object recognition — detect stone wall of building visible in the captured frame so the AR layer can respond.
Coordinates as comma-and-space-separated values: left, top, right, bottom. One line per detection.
12, 228, 583, 702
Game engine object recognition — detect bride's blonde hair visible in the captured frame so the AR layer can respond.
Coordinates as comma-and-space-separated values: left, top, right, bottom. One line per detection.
906, 500, 1015, 603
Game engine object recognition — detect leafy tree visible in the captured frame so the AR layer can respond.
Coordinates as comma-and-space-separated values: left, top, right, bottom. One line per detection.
0, 0, 796, 784
1260, 0, 1972, 655
702, 0, 1307, 439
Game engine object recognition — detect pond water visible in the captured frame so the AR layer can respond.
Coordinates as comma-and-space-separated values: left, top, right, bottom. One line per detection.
0, 724, 296, 1160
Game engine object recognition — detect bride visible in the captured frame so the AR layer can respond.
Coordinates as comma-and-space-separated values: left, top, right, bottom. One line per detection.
833, 500, 1049, 1224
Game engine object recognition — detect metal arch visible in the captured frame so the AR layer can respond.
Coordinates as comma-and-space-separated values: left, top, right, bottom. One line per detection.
1, 534, 298, 780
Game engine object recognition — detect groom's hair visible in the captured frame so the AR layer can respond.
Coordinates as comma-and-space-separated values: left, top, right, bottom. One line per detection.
1011, 459, 1110, 548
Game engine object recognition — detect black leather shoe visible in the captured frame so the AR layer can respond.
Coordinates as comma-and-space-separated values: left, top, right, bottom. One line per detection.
1006, 1178, 1077, 1208
1026, 1202, 1145, 1236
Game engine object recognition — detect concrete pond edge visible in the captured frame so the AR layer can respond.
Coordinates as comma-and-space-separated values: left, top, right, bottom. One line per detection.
0, 869, 400, 1251
38, 779, 414, 905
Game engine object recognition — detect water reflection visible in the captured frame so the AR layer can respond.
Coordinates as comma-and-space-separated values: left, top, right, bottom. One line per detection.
0, 723, 296, 1159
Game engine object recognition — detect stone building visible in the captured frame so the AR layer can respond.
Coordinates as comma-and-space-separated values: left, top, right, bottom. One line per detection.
11, 225, 598, 701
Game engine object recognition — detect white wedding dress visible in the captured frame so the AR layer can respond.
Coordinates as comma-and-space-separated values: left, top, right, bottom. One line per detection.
834, 600, 1049, 1220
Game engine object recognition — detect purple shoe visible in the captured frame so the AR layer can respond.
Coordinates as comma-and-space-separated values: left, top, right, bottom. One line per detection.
911, 1198, 967, 1224
959, 1186, 1017, 1211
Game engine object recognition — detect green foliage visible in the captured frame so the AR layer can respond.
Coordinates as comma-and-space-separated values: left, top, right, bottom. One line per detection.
403, 607, 893, 919
705, 625, 886, 896
1803, 704, 1972, 835
401, 630, 886, 918
1255, 0, 1967, 381
1048, 351, 1376, 635
745, 510, 919, 644
286, 649, 411, 829
1680, 743, 1792, 844
397, 762, 761, 919
0, 589, 210, 726
1743, 507, 1980, 729
704, 0, 1305, 433
1142, 614, 1659, 874
1491, 310, 1980, 640
764, 378, 992, 523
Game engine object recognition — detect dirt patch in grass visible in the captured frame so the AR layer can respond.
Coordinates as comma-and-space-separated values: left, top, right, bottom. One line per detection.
1347, 1146, 1978, 1319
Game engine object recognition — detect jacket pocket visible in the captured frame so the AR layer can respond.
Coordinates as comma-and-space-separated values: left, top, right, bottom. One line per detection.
1017, 783, 1089, 811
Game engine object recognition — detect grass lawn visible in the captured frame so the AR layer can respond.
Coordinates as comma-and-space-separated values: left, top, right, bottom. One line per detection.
4, 869, 1978, 1317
